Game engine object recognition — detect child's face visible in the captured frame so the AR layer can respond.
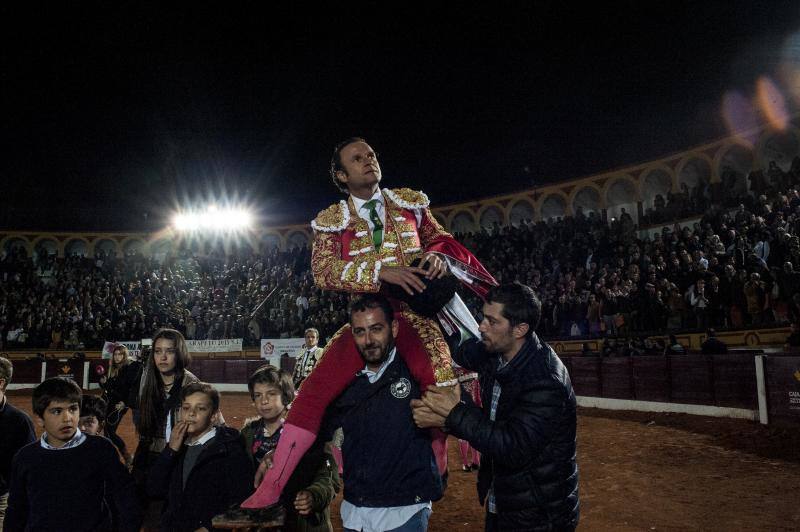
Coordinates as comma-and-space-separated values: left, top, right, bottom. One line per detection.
79, 415, 102, 436
37, 400, 80, 447
154, 337, 177, 376
252, 383, 285, 421
180, 392, 215, 438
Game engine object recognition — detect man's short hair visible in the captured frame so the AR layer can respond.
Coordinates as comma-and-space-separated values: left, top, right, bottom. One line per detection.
330, 137, 368, 193
247, 365, 295, 406
0, 356, 12, 391
304, 328, 319, 337
349, 293, 394, 325
180, 382, 221, 413
485, 283, 542, 339
33, 378, 82, 417
81, 394, 107, 423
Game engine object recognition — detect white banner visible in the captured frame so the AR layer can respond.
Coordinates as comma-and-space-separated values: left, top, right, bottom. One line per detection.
102, 341, 142, 361
186, 338, 243, 353
260, 338, 305, 364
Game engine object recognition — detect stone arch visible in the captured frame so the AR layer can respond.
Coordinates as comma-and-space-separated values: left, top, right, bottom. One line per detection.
538, 192, 569, 221
715, 140, 754, 198
150, 238, 173, 263
476, 203, 505, 229
1, 236, 31, 257
756, 126, 800, 171
287, 231, 310, 250
569, 184, 603, 216
447, 208, 478, 234
260, 232, 284, 252
93, 238, 119, 258
231, 238, 256, 257
64, 237, 90, 257
604, 175, 639, 222
507, 198, 536, 226
31, 236, 60, 259
120, 237, 147, 256
432, 212, 448, 230
675, 154, 713, 191
640, 166, 675, 210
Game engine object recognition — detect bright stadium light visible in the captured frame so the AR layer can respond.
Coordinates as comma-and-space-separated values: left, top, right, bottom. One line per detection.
172, 205, 254, 232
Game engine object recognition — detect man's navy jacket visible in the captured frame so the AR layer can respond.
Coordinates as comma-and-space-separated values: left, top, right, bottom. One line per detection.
323, 351, 443, 508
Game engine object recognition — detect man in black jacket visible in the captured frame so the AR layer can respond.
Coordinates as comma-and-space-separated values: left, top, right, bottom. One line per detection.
412, 283, 579, 531
0, 357, 36, 529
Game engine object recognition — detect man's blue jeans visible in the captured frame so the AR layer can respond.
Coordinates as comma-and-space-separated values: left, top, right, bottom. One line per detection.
344, 507, 432, 532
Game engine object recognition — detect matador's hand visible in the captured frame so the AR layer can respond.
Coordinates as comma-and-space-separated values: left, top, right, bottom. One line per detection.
378, 265, 428, 295
420, 252, 448, 280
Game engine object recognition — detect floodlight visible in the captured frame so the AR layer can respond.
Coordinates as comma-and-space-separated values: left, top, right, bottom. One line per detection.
172, 205, 254, 232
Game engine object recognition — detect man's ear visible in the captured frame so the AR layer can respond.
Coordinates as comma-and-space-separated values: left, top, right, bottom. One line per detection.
336, 170, 349, 185
391, 319, 399, 339
513, 322, 530, 340
35, 415, 45, 429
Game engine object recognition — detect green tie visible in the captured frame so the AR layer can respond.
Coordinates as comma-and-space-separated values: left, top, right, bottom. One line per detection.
363, 199, 384, 250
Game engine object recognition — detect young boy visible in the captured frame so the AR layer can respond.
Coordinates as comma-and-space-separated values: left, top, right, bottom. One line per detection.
79, 394, 107, 437
241, 365, 339, 532
4, 377, 141, 532
146, 382, 253, 532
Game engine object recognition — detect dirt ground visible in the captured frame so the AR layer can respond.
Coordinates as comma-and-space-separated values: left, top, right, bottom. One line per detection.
8, 390, 800, 531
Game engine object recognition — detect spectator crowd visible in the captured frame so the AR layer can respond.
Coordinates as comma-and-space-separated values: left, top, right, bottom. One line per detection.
3, 158, 800, 350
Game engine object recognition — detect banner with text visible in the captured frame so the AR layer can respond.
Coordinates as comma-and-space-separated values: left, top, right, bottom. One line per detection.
102, 341, 142, 361
186, 338, 243, 353
260, 338, 305, 365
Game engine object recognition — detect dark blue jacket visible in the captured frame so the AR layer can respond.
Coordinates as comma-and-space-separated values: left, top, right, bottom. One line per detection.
446, 335, 580, 531
5, 435, 141, 532
324, 352, 443, 508
146, 426, 254, 532
0, 399, 35, 496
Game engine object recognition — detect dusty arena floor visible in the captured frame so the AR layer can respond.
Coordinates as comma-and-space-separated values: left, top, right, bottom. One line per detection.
8, 391, 800, 531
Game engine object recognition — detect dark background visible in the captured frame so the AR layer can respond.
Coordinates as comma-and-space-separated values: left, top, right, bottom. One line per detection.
2, 2, 799, 231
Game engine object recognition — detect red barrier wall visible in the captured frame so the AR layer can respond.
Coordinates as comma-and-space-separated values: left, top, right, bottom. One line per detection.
558, 354, 759, 410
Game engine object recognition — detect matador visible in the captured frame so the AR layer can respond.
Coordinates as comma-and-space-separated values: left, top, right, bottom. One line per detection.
242, 138, 496, 509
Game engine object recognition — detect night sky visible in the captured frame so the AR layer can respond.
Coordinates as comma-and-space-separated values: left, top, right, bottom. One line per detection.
3, 3, 799, 232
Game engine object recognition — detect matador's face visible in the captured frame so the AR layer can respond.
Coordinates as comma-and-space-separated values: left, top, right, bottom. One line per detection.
337, 141, 382, 193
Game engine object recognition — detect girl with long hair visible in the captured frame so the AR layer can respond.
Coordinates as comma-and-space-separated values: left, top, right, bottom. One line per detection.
99, 344, 139, 464
132, 328, 197, 528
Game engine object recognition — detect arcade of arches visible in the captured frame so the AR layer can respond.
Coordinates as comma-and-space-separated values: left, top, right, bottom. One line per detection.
3, 120, 799, 258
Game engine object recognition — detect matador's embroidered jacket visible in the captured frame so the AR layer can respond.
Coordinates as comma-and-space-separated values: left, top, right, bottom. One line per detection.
310, 187, 495, 297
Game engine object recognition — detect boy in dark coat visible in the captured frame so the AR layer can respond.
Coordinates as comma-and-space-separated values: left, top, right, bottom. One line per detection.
147, 382, 253, 532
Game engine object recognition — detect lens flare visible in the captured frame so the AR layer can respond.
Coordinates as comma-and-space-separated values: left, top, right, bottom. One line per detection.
755, 76, 789, 131
722, 90, 758, 140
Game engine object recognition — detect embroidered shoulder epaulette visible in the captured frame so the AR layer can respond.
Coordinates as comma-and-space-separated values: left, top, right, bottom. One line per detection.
310, 200, 350, 233
384, 188, 430, 210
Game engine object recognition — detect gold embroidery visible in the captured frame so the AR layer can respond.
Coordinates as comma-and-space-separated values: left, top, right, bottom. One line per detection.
311, 195, 441, 292
315, 323, 350, 364
312, 202, 348, 232
417, 208, 452, 246
386, 188, 430, 209
402, 310, 454, 384
311, 231, 381, 293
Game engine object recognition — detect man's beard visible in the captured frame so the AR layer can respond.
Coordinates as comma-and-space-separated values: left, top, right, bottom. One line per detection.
359, 336, 395, 367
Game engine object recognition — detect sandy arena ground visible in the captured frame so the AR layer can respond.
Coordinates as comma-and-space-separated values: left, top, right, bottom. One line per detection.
8, 390, 800, 531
